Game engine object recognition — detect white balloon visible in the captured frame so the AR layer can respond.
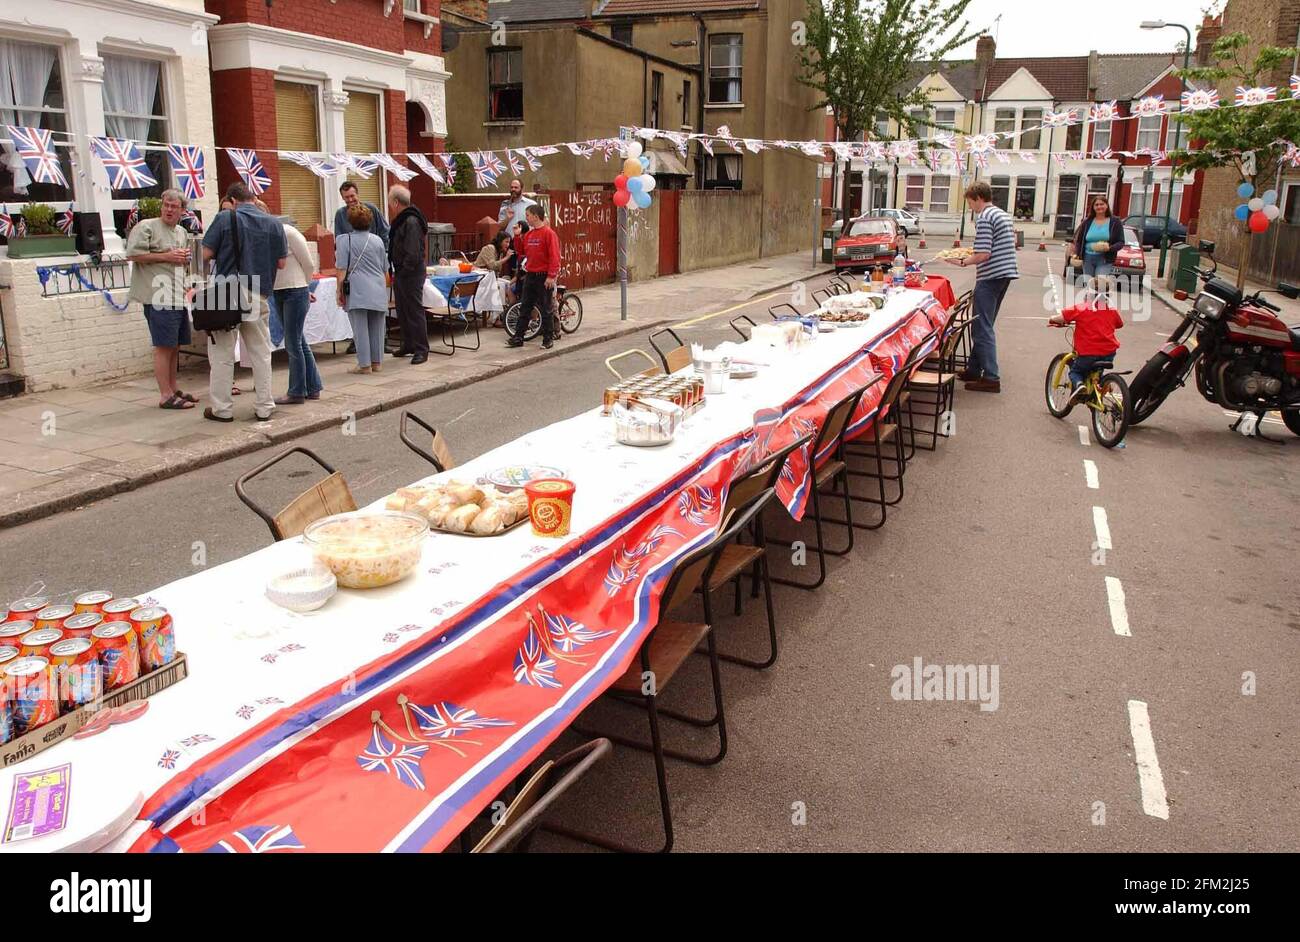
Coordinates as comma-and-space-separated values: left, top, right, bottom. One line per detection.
1264, 204, 1282, 220
626, 141, 643, 159
640, 174, 657, 192
1248, 197, 1264, 212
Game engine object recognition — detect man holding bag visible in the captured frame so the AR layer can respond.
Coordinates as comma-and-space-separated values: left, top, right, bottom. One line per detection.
199, 182, 287, 422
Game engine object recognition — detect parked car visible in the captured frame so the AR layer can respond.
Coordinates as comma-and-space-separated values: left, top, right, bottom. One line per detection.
834, 216, 907, 272
877, 207, 920, 236
1124, 214, 1188, 248
1062, 226, 1146, 291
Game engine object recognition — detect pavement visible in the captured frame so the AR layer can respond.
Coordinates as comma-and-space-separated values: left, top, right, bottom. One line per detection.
0, 251, 827, 528
3, 248, 1296, 852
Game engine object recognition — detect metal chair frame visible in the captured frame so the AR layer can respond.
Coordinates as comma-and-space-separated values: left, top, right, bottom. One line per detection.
235, 446, 357, 542
430, 274, 484, 355
649, 327, 692, 374
729, 313, 757, 341
398, 411, 457, 472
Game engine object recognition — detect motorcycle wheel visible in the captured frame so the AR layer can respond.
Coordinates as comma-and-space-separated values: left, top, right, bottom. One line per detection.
1092, 373, 1131, 448
1128, 351, 1180, 425
1283, 410, 1300, 438
1045, 352, 1075, 417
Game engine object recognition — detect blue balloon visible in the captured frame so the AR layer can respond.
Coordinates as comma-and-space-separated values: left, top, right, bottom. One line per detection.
1263, 189, 1279, 206
1237, 182, 1255, 199
639, 156, 650, 170
633, 191, 652, 209
626, 175, 645, 194
1235, 203, 1251, 221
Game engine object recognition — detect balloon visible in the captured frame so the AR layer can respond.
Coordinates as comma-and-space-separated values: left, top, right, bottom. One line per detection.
633, 191, 652, 209
1237, 182, 1255, 199
1235, 203, 1251, 221
1248, 197, 1264, 211
613, 189, 631, 208
614, 174, 629, 190
640, 174, 657, 192
1264, 204, 1282, 220
639, 156, 650, 170
625, 141, 643, 159
623, 158, 643, 177
1249, 210, 1270, 233
1263, 189, 1279, 206
626, 175, 644, 194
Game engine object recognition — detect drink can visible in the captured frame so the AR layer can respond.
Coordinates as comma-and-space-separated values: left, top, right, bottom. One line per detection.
4, 657, 59, 734
0, 696, 11, 745
48, 638, 103, 709
34, 604, 75, 631
61, 612, 103, 640
129, 605, 175, 671
5, 596, 48, 621
73, 590, 114, 614
19, 628, 64, 659
91, 622, 140, 689
0, 645, 19, 670
0, 620, 34, 647
101, 598, 141, 622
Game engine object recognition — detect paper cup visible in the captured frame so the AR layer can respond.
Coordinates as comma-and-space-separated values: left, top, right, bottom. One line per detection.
524, 479, 575, 538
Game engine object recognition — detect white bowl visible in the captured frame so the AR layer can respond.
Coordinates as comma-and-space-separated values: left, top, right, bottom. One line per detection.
266, 565, 338, 612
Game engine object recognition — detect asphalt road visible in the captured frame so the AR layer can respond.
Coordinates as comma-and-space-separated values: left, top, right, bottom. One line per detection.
3, 251, 1296, 852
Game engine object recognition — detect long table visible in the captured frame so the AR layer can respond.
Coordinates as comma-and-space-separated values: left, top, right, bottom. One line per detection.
3, 284, 950, 854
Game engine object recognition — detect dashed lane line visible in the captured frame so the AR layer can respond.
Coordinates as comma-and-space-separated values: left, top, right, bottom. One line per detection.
1092, 505, 1113, 550
1078, 425, 1090, 446
1127, 700, 1171, 820
1105, 576, 1131, 637
1083, 459, 1099, 489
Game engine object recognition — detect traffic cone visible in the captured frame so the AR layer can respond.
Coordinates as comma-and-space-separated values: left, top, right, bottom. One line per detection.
1037, 239, 1047, 251
952, 239, 961, 248
918, 234, 927, 249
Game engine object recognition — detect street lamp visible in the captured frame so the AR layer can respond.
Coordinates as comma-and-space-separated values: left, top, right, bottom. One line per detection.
1141, 19, 1193, 279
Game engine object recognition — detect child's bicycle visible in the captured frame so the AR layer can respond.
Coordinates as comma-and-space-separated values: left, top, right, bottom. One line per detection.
1044, 324, 1131, 448
503, 284, 583, 341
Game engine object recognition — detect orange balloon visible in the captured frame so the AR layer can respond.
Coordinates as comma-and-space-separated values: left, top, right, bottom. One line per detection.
623, 158, 643, 177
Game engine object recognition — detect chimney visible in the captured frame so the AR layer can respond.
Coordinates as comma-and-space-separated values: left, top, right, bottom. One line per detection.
1195, 14, 1221, 66
1087, 49, 1099, 100
974, 34, 996, 99
442, 0, 490, 22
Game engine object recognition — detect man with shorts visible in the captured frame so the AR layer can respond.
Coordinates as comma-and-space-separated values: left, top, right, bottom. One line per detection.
127, 188, 194, 409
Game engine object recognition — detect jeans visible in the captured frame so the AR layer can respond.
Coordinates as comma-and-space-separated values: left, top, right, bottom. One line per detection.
267, 292, 285, 347
1069, 353, 1115, 387
970, 277, 1012, 380
1082, 255, 1112, 281
514, 273, 554, 342
349, 308, 387, 366
275, 286, 320, 397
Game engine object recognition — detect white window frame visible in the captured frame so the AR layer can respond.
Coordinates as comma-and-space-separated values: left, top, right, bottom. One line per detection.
904, 173, 925, 212
1019, 108, 1043, 150
994, 108, 1015, 148
1164, 115, 1185, 152
1091, 119, 1111, 152
934, 107, 956, 131
100, 51, 172, 205
0, 36, 75, 208
929, 174, 950, 213
1137, 114, 1162, 151
707, 34, 743, 105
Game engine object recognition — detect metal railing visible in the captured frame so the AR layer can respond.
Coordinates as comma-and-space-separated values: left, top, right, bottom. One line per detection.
37, 255, 131, 298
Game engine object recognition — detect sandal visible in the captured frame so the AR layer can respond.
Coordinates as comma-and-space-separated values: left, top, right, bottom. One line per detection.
231, 386, 242, 396
159, 393, 195, 410
175, 390, 199, 403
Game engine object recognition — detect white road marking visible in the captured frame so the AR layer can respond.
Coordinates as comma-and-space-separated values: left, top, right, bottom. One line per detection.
1105, 576, 1130, 637
1092, 506, 1112, 550
1127, 700, 1170, 819
1221, 409, 1284, 426
1078, 425, 1090, 446
1083, 459, 1099, 489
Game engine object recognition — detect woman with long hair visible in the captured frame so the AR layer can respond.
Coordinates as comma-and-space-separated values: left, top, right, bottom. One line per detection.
1071, 194, 1125, 283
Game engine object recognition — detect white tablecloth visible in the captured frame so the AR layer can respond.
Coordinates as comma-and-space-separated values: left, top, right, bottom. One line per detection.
423, 269, 505, 315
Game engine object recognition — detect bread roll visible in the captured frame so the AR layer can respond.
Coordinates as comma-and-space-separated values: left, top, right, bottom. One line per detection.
444, 503, 481, 532
445, 483, 485, 505
471, 503, 509, 535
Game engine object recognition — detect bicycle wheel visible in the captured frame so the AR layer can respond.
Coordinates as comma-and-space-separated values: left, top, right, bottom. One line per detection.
503, 302, 542, 341
1044, 352, 1075, 418
1091, 373, 1130, 448
559, 293, 584, 334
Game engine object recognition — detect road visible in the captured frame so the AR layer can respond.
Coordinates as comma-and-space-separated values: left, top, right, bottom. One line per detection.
2, 250, 1296, 852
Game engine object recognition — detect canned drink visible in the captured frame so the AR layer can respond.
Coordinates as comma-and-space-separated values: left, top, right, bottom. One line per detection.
19, 628, 64, 659
0, 620, 34, 647
34, 604, 75, 631
129, 605, 175, 672
73, 590, 114, 614
0, 645, 19, 669
48, 638, 103, 709
0, 697, 11, 745
5, 596, 48, 622
4, 657, 59, 734
100, 598, 141, 622
91, 622, 140, 689
61, 612, 103, 641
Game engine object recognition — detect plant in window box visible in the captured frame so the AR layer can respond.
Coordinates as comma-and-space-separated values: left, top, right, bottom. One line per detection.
7, 203, 77, 259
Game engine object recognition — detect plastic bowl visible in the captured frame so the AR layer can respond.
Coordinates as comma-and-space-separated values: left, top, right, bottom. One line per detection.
266, 564, 337, 612
458, 262, 474, 274
302, 511, 428, 589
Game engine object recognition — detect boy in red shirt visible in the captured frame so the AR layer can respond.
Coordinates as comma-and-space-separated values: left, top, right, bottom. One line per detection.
507, 204, 562, 349
1049, 277, 1124, 397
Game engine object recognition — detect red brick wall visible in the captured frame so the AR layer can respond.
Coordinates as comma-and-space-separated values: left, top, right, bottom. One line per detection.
204, 0, 440, 55
210, 67, 282, 212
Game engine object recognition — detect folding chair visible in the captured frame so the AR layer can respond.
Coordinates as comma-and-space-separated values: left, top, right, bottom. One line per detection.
605, 349, 663, 381
429, 275, 483, 355
812, 286, 836, 307
948, 289, 975, 371
906, 316, 976, 450
399, 411, 458, 472
649, 327, 692, 373
235, 446, 357, 542
550, 494, 770, 853
729, 313, 757, 340
766, 383, 875, 591
469, 738, 612, 853
768, 301, 808, 320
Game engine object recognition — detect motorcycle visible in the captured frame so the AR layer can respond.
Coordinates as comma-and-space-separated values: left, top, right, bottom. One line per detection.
1128, 240, 1300, 440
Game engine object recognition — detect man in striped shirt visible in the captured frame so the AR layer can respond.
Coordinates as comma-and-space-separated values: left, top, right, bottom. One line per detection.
946, 181, 1018, 392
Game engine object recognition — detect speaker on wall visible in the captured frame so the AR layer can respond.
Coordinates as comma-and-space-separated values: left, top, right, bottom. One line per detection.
74, 212, 104, 256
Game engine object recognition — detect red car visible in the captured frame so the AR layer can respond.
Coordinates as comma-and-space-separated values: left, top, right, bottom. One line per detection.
834, 216, 906, 272
1063, 225, 1146, 290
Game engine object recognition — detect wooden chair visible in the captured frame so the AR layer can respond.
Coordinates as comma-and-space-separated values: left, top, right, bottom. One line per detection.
906, 316, 976, 450
469, 738, 612, 853
605, 348, 663, 381
235, 447, 357, 542
428, 274, 483, 356
729, 313, 757, 341
399, 411, 457, 472
649, 327, 692, 373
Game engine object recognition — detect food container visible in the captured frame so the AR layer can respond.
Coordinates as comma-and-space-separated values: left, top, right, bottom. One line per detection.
0, 645, 19, 670
613, 398, 683, 447
699, 360, 730, 395
33, 604, 75, 631
432, 263, 459, 277
458, 262, 474, 274
266, 564, 338, 613
524, 479, 576, 538
905, 270, 926, 289
73, 590, 114, 614
303, 511, 429, 589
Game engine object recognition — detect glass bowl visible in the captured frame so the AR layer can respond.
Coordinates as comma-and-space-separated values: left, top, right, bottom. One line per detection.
302, 511, 429, 589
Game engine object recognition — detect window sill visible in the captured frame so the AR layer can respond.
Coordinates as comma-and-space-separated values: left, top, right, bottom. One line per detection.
704, 102, 744, 110
403, 9, 439, 39
483, 120, 525, 127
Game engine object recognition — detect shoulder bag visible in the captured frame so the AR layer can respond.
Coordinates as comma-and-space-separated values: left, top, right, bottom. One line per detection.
191, 208, 252, 333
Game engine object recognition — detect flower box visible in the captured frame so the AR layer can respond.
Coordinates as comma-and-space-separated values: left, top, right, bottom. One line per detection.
6, 234, 78, 259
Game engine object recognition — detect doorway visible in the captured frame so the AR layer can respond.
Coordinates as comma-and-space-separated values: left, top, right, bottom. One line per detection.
1055, 175, 1080, 237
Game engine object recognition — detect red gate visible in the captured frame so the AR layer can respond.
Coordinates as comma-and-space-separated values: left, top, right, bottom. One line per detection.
546, 190, 617, 289
658, 189, 680, 276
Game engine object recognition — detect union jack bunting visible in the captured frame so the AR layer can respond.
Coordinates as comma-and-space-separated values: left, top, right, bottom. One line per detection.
1181, 88, 1220, 112
933, 132, 957, 152
1149, 150, 1167, 163
1285, 142, 1300, 168
330, 153, 375, 178
1133, 95, 1166, 117
966, 133, 997, 154
863, 141, 887, 161
1018, 151, 1036, 163
369, 153, 416, 181
180, 208, 204, 234
1043, 108, 1078, 128
1092, 147, 1114, 161
436, 152, 457, 183
0, 209, 13, 238
165, 144, 206, 200
531, 145, 560, 156
743, 138, 766, 153
56, 203, 75, 236
1234, 86, 1277, 107
91, 137, 157, 189
5, 125, 67, 186
830, 141, 854, 160
992, 150, 1010, 164
505, 148, 525, 175
203, 824, 305, 854
890, 139, 919, 163
699, 137, 716, 156
408, 153, 445, 184
470, 150, 505, 188
1292, 75, 1300, 99
1089, 100, 1119, 123
520, 147, 542, 171
282, 152, 337, 179
227, 148, 272, 194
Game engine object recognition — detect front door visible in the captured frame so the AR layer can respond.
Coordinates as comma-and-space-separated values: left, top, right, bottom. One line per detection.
658, 188, 680, 276
1055, 175, 1080, 238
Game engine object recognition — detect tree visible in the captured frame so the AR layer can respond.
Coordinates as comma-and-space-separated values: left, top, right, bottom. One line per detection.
1172, 31, 1300, 287
439, 142, 476, 195
797, 0, 978, 214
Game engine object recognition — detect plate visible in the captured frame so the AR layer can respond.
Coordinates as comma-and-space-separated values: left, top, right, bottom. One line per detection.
430, 515, 529, 538
730, 365, 759, 379
482, 465, 565, 492
837, 319, 867, 328
817, 322, 837, 333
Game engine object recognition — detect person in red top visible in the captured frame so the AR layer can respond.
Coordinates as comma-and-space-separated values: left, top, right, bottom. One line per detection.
508, 204, 562, 349
1049, 277, 1124, 395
